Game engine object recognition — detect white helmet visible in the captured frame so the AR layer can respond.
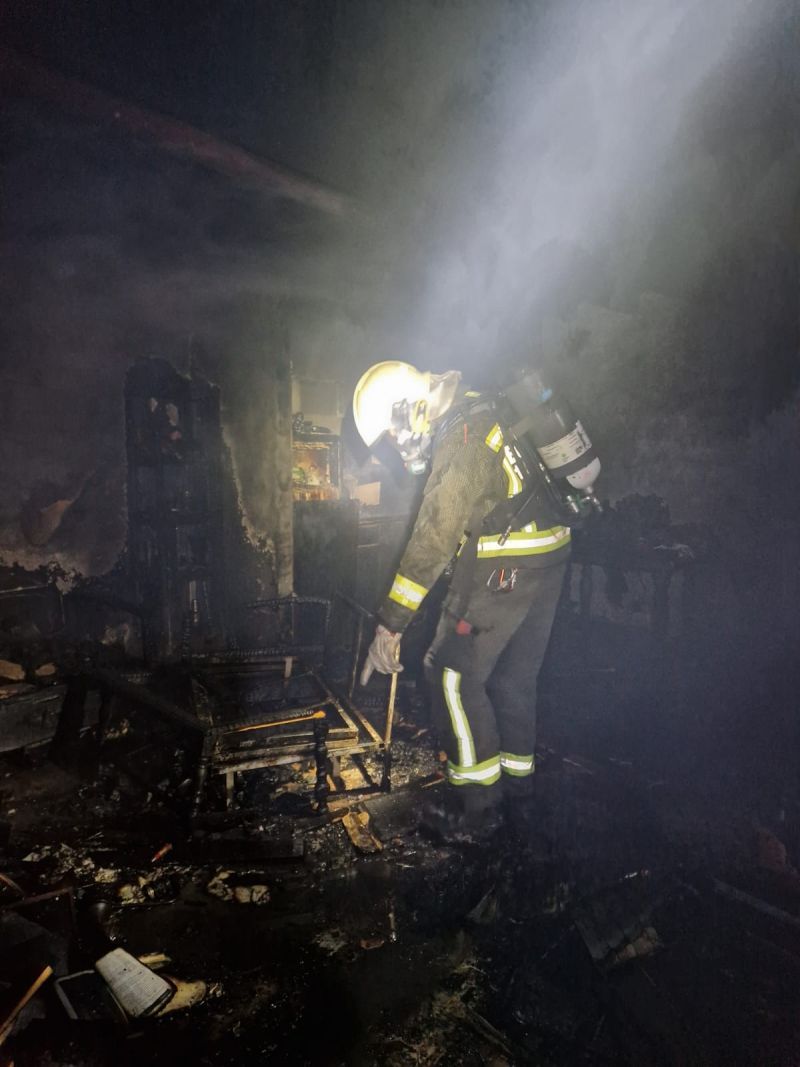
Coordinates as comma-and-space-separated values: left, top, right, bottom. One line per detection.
352, 361, 461, 457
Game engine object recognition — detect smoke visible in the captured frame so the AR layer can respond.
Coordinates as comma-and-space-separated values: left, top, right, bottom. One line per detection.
0, 0, 795, 574
252, 0, 788, 400
1, 1, 785, 386
400, 0, 760, 372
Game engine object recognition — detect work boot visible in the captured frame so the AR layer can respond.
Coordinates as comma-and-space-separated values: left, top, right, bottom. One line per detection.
420, 784, 504, 844
503, 774, 554, 858
503, 772, 534, 827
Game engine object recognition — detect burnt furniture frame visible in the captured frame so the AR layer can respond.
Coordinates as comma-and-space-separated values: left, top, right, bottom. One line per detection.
53, 595, 393, 819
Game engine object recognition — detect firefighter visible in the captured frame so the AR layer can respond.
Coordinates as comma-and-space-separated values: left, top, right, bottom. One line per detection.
354, 361, 571, 836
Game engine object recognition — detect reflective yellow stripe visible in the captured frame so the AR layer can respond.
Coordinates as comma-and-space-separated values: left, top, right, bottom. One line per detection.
500, 752, 535, 777
448, 755, 501, 786
486, 427, 524, 496
501, 446, 524, 497
388, 572, 428, 611
442, 668, 476, 768
484, 424, 504, 453
477, 526, 571, 558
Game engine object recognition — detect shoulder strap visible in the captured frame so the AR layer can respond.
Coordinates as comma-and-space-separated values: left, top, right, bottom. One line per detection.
433, 393, 497, 443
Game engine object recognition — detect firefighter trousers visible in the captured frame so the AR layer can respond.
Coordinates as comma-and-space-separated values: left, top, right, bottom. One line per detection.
424, 558, 567, 788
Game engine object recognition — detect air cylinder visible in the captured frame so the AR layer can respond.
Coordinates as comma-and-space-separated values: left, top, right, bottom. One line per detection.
507, 371, 601, 498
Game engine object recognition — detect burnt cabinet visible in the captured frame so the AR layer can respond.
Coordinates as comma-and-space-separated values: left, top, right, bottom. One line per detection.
125, 358, 226, 660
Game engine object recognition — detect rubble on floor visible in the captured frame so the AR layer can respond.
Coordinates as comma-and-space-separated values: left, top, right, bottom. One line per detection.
1, 725, 800, 1066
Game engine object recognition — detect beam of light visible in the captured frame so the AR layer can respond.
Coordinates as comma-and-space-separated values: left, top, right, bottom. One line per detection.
412, 0, 761, 374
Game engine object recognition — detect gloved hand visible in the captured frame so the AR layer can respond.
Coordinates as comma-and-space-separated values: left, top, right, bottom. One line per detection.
360, 625, 403, 686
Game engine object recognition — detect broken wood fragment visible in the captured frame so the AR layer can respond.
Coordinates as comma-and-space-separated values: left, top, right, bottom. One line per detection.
713, 878, 800, 930
0, 873, 24, 897
0, 885, 74, 912
137, 953, 171, 970
0, 661, 24, 684
0, 965, 53, 1046
359, 937, 385, 951
342, 810, 383, 853
463, 1008, 518, 1061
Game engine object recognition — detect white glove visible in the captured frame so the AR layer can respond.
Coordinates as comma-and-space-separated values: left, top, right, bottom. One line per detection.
360, 625, 403, 685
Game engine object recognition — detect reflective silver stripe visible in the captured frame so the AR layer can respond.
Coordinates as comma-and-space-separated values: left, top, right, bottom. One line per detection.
477, 527, 571, 556
448, 758, 501, 785
442, 668, 476, 768
500, 754, 534, 772
388, 573, 428, 611
501, 445, 523, 498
